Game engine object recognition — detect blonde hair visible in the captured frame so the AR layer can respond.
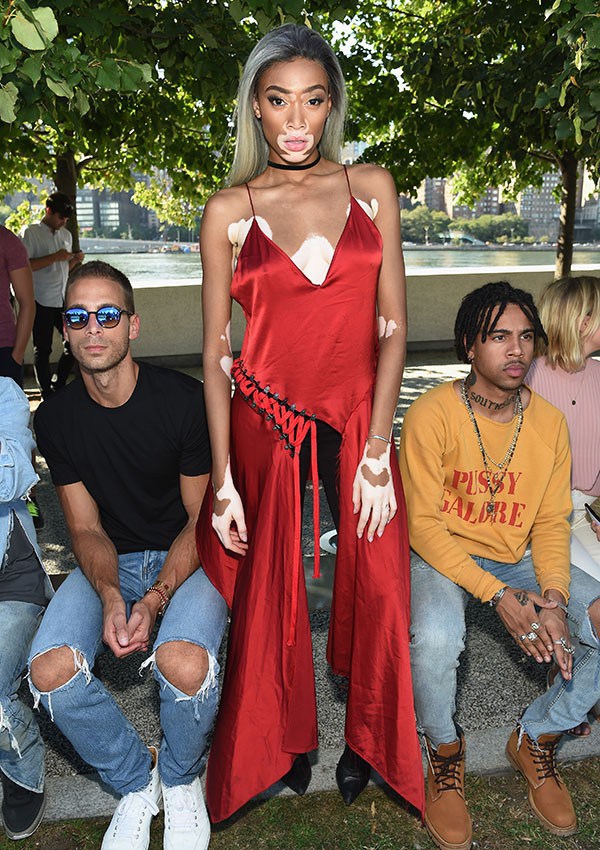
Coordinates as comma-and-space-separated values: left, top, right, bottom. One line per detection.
228, 24, 346, 186
536, 275, 600, 372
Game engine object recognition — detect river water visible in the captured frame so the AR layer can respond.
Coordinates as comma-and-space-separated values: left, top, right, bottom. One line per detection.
87, 247, 600, 287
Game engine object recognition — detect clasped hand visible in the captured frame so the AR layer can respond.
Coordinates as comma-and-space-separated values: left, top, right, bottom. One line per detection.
103, 596, 154, 659
495, 587, 572, 679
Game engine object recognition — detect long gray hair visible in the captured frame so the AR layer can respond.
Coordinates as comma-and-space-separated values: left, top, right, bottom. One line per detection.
228, 24, 346, 186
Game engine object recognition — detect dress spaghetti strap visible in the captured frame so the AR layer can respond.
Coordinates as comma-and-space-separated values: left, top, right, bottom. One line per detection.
342, 164, 352, 198
244, 183, 256, 217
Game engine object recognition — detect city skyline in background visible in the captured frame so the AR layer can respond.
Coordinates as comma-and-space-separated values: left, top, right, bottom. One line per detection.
2, 146, 599, 246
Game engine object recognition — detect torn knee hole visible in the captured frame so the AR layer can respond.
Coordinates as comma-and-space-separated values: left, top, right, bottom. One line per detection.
29, 645, 90, 692
154, 643, 209, 695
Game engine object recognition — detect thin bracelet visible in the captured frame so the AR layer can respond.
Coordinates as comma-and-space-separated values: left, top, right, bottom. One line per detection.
146, 580, 172, 616
368, 434, 390, 444
489, 585, 508, 608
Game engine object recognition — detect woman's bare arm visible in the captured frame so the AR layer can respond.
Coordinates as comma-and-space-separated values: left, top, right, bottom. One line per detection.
200, 190, 248, 554
350, 165, 407, 542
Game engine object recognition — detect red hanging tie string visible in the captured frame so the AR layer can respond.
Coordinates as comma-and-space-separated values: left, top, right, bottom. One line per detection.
310, 419, 321, 579
287, 450, 302, 647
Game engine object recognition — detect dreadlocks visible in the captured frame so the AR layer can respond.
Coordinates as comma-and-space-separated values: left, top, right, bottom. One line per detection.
454, 281, 547, 363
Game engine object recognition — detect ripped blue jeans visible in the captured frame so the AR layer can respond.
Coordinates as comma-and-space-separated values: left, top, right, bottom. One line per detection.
410, 550, 600, 747
0, 601, 45, 792
28, 552, 227, 796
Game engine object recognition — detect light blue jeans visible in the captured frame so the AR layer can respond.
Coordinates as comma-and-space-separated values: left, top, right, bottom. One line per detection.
0, 601, 45, 792
410, 549, 600, 746
29, 552, 227, 796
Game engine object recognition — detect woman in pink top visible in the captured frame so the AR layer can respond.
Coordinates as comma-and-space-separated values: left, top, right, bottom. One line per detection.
528, 275, 600, 575
527, 275, 600, 733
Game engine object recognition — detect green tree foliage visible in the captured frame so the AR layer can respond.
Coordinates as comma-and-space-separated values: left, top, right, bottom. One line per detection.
0, 0, 152, 127
0, 0, 345, 239
401, 206, 450, 243
452, 213, 529, 243
3, 198, 40, 232
346, 0, 600, 276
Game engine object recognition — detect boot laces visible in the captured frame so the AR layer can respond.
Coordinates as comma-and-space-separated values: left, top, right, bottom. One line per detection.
429, 744, 464, 792
528, 737, 561, 784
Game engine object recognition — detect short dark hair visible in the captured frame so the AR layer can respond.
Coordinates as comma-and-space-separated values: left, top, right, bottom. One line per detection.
66, 260, 135, 314
46, 192, 73, 217
454, 281, 547, 363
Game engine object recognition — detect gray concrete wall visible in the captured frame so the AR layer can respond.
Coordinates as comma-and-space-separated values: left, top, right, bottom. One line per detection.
25, 266, 599, 364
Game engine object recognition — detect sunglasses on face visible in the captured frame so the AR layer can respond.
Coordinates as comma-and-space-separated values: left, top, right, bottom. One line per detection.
63, 306, 133, 329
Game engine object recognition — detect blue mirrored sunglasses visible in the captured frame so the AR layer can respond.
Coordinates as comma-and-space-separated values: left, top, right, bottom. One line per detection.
63, 306, 133, 330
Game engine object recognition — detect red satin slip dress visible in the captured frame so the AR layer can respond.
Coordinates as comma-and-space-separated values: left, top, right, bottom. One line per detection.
196, 167, 424, 823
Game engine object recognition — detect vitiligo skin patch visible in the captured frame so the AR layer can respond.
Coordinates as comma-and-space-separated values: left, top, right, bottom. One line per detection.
227, 198, 378, 287
212, 458, 245, 545
378, 316, 400, 339
219, 321, 233, 378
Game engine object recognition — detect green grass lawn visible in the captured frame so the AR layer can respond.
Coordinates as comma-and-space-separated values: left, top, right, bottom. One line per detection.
2, 757, 600, 850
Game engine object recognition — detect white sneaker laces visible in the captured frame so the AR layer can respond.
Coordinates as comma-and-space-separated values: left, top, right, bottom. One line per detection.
164, 784, 200, 832
109, 790, 160, 840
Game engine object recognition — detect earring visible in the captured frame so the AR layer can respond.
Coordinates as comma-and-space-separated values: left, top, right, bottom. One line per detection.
468, 354, 474, 363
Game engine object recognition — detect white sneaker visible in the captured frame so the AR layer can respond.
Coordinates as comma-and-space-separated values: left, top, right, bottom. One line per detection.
163, 777, 210, 850
101, 747, 161, 850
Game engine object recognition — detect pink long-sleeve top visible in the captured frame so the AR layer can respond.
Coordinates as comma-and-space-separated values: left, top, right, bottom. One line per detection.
527, 356, 600, 496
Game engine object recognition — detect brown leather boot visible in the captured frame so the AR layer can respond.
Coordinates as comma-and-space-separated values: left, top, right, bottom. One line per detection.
506, 729, 577, 836
425, 736, 472, 850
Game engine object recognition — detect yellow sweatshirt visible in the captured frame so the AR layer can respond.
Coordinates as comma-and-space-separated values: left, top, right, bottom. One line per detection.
399, 381, 572, 603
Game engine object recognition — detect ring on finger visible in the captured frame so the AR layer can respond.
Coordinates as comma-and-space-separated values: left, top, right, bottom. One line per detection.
525, 631, 538, 641
519, 634, 528, 642
530, 621, 540, 630
553, 637, 575, 655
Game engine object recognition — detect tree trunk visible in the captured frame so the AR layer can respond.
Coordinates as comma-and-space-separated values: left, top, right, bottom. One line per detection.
54, 150, 81, 252
555, 151, 577, 279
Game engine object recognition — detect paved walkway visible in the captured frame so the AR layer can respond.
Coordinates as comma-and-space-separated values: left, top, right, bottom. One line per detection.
10, 352, 600, 822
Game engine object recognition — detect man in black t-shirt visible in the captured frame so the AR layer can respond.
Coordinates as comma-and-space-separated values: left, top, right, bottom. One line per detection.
30, 262, 227, 850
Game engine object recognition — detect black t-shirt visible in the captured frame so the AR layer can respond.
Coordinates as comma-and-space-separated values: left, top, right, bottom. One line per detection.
34, 362, 210, 553
0, 513, 47, 605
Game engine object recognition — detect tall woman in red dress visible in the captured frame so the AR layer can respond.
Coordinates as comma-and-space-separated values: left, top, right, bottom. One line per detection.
197, 24, 423, 823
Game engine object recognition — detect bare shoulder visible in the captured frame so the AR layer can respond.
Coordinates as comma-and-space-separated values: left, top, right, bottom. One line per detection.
347, 162, 397, 200
203, 184, 251, 227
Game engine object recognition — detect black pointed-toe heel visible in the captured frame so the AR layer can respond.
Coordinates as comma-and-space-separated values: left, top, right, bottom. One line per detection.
335, 744, 370, 805
281, 752, 312, 796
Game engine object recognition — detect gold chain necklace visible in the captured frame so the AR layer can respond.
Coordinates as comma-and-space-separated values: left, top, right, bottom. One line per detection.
461, 379, 523, 516
570, 365, 587, 406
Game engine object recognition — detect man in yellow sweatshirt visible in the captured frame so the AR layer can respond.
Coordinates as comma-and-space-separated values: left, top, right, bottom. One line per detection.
399, 281, 600, 850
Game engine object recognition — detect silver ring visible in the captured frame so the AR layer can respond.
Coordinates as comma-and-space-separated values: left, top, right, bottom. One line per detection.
554, 637, 575, 655
382, 504, 390, 511
525, 631, 538, 641
530, 621, 540, 630
519, 634, 528, 641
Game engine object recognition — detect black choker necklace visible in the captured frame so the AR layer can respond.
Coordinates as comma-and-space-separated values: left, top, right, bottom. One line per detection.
267, 153, 321, 171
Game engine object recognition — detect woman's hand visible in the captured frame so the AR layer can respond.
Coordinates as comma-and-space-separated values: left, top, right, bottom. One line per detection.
352, 437, 397, 542
212, 460, 248, 555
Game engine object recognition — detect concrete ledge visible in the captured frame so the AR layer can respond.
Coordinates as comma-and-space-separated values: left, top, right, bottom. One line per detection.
23, 265, 600, 366
5, 726, 599, 824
